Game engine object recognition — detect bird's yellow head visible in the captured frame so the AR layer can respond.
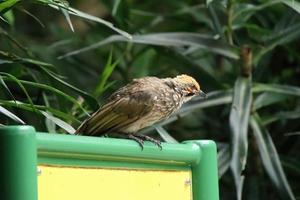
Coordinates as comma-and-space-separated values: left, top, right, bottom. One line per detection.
173, 74, 205, 100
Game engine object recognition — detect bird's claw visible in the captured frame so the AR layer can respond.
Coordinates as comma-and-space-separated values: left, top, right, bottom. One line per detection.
132, 134, 162, 150
128, 134, 145, 150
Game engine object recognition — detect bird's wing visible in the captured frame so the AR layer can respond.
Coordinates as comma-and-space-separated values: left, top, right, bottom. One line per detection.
76, 91, 154, 136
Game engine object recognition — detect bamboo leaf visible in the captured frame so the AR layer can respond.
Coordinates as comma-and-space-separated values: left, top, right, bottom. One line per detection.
1, 76, 89, 116
59, 33, 239, 59
0, 74, 16, 102
155, 125, 179, 143
40, 0, 131, 39
253, 83, 300, 97
229, 77, 252, 200
262, 109, 300, 125
280, 0, 300, 14
218, 143, 231, 178
94, 50, 118, 97
250, 113, 296, 200
0, 105, 25, 124
41, 111, 75, 134
253, 92, 289, 110
0, 72, 36, 112
0, 0, 20, 13
0, 100, 80, 124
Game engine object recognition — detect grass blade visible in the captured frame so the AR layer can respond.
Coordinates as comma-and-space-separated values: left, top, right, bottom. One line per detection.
229, 77, 252, 200
155, 125, 179, 143
44, 1, 131, 39
1, 76, 89, 116
0, 105, 25, 124
0, 0, 20, 13
0, 74, 16, 102
0, 72, 36, 112
94, 49, 118, 97
250, 113, 296, 200
253, 92, 289, 110
0, 100, 80, 124
218, 143, 231, 178
253, 83, 300, 97
41, 111, 75, 134
60, 33, 239, 59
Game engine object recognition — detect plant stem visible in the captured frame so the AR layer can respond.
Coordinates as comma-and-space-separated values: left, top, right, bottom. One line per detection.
227, 0, 234, 45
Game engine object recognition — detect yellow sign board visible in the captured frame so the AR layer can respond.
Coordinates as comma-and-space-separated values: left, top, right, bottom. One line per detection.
38, 165, 193, 200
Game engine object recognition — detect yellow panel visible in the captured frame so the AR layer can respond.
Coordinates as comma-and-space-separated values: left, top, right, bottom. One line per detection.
38, 165, 192, 200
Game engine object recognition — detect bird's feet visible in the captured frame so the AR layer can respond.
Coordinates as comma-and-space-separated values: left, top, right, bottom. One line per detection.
128, 134, 162, 150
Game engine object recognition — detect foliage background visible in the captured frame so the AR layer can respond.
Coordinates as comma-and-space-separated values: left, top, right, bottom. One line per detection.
1, 0, 300, 199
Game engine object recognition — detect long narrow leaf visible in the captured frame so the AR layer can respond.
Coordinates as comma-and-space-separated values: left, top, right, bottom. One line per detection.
250, 113, 296, 200
94, 50, 118, 97
40, 1, 131, 39
229, 77, 252, 200
253, 83, 300, 97
262, 109, 300, 125
281, 0, 300, 14
0, 105, 25, 124
41, 111, 75, 134
253, 92, 288, 110
155, 125, 179, 143
0, 74, 16, 102
218, 143, 231, 178
1, 76, 89, 116
59, 33, 239, 59
40, 66, 99, 110
0, 72, 36, 112
0, 100, 80, 124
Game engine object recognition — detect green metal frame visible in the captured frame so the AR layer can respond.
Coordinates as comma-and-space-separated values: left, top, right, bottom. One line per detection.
0, 125, 219, 200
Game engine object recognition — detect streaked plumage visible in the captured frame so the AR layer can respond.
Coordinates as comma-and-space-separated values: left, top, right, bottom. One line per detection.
76, 74, 205, 149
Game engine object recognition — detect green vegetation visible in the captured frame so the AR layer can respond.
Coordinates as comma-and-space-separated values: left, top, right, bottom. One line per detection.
1, 0, 299, 199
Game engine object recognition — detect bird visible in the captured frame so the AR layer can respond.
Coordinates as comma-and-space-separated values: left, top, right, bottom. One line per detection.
75, 74, 205, 149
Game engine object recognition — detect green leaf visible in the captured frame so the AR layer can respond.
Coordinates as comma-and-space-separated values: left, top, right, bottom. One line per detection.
0, 72, 36, 112
253, 92, 289, 110
59, 1, 74, 32
254, 22, 300, 64
39, 0, 131, 39
0, 100, 80, 124
94, 49, 118, 97
229, 77, 252, 200
0, 0, 20, 13
39, 66, 99, 111
233, 1, 282, 21
218, 143, 231, 178
253, 83, 300, 97
0, 105, 25, 124
0, 74, 16, 102
41, 111, 75, 134
42, 92, 56, 133
250, 113, 296, 200
155, 125, 179, 143
262, 109, 300, 125
59, 33, 240, 60
284, 131, 300, 136
206, 0, 214, 6
280, 0, 300, 14
1, 75, 89, 116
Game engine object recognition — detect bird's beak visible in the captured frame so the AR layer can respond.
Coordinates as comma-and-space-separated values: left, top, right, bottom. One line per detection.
198, 90, 206, 98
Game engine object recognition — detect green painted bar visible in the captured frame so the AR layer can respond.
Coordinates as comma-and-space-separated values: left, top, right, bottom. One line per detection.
0, 126, 220, 200
0, 126, 37, 200
186, 140, 219, 200
37, 132, 201, 166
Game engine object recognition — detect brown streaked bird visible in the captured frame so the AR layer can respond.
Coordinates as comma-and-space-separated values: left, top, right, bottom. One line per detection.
75, 74, 205, 149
